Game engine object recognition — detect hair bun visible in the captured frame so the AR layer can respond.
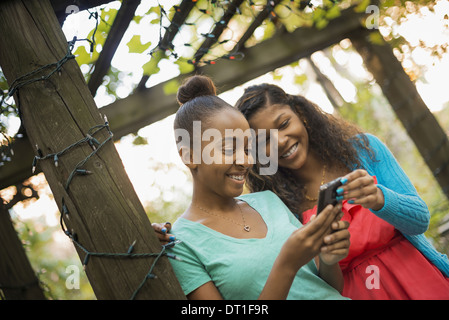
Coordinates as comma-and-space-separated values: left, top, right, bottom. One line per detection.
177, 75, 217, 105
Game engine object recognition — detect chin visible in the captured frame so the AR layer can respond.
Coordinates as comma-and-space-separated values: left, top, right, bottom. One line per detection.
281, 155, 306, 171
227, 186, 245, 198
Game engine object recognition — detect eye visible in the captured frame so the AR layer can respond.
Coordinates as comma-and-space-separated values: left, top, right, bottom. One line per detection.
279, 119, 289, 129
223, 148, 235, 156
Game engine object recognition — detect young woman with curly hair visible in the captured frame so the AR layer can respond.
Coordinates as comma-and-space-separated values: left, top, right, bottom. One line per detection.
233, 82, 449, 299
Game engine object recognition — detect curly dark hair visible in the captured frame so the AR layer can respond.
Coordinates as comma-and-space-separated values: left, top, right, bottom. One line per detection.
235, 83, 373, 218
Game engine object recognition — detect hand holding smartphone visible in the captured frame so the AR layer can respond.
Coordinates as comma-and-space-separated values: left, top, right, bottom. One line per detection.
316, 177, 343, 214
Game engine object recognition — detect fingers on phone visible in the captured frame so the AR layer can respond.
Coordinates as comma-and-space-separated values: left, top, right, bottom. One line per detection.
322, 237, 350, 252
322, 229, 350, 252
332, 220, 349, 231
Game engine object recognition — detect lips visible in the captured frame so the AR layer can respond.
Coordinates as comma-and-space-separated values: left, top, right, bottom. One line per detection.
226, 171, 248, 183
281, 142, 298, 159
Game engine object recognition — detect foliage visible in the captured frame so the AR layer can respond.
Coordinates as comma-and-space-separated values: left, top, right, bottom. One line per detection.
2, 177, 96, 300
12, 216, 95, 299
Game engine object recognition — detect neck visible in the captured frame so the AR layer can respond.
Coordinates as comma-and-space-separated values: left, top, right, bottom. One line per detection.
190, 184, 237, 213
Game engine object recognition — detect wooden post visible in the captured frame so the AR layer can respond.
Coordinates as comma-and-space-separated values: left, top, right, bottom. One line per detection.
350, 29, 449, 200
0, 0, 185, 299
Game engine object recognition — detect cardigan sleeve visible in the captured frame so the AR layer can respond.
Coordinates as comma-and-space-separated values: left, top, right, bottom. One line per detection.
356, 134, 430, 235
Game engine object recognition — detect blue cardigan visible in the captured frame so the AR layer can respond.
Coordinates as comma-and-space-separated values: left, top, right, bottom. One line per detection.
356, 133, 449, 277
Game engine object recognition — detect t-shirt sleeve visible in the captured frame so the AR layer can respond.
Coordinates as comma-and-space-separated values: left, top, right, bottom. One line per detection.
167, 239, 213, 296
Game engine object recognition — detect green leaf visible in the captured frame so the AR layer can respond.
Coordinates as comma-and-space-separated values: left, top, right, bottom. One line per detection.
133, 15, 143, 24
312, 7, 326, 21
315, 18, 329, 30
132, 135, 148, 145
354, 0, 371, 13
325, 5, 341, 20
100, 7, 117, 25
175, 59, 195, 74
73, 45, 93, 66
127, 35, 151, 54
142, 58, 160, 76
369, 32, 384, 45
294, 74, 308, 85
163, 79, 180, 96
142, 51, 165, 76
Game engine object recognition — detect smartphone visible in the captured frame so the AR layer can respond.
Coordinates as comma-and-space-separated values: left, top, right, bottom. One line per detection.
316, 177, 343, 214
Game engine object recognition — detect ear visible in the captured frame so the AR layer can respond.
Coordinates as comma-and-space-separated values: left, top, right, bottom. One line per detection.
179, 146, 197, 170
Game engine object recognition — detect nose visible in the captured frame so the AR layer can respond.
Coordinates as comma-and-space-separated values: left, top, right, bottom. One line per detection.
276, 131, 289, 153
235, 149, 254, 168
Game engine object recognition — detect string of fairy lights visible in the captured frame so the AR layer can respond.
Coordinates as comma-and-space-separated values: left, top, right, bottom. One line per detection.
149, 0, 317, 66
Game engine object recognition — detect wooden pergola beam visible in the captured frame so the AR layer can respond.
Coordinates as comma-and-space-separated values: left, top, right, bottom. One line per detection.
159, 0, 196, 51
231, 0, 283, 52
192, 0, 245, 64
0, 7, 366, 190
87, 0, 141, 96
136, 0, 197, 90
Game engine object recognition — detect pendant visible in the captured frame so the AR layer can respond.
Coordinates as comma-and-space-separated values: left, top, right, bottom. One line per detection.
243, 225, 250, 232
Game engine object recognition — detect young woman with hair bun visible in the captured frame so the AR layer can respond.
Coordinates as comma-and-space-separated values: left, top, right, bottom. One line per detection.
163, 75, 351, 300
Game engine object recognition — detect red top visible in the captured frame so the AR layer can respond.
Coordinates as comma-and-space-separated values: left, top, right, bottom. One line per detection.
302, 179, 449, 300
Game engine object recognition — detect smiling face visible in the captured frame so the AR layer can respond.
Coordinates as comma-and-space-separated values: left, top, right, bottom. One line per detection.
248, 103, 309, 172
188, 108, 254, 199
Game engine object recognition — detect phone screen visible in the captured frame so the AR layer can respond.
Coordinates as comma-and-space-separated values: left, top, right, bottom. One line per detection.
316, 177, 343, 214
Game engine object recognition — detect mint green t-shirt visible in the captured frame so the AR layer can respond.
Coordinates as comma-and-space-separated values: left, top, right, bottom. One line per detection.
168, 190, 348, 300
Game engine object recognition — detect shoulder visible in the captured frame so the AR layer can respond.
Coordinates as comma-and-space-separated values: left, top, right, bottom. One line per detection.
171, 217, 200, 240
354, 133, 391, 154
238, 190, 286, 208
169, 219, 208, 260
238, 190, 277, 200
238, 191, 301, 227
352, 133, 381, 149
352, 133, 393, 166
362, 133, 387, 148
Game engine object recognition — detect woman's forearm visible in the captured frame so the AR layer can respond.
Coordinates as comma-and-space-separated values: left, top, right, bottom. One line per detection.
258, 257, 298, 300
317, 258, 344, 293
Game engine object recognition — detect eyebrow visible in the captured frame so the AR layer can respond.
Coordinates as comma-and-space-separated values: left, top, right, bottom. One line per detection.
274, 112, 285, 124
222, 137, 235, 145
254, 112, 285, 142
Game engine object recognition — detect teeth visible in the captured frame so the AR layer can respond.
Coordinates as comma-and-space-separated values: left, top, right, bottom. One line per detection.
229, 175, 244, 181
281, 143, 298, 158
